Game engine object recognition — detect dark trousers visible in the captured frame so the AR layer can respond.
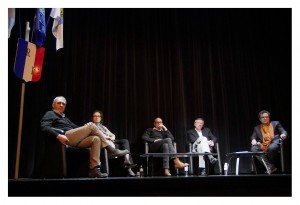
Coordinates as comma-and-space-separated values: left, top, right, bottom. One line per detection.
149, 138, 175, 169
251, 137, 281, 168
114, 139, 134, 164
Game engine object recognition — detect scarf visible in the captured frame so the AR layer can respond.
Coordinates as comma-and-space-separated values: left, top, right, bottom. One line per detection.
260, 123, 274, 152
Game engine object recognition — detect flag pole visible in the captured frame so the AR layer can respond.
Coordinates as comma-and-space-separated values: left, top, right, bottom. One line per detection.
14, 21, 30, 180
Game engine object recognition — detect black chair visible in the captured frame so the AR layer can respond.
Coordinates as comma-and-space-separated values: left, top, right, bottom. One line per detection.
144, 141, 179, 176
188, 142, 222, 175
40, 128, 109, 178
251, 140, 285, 174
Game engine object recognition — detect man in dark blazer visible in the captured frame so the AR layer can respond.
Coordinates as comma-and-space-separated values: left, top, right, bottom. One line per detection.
187, 118, 218, 175
250, 110, 288, 174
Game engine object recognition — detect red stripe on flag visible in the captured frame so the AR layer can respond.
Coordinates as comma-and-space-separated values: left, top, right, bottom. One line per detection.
32, 47, 45, 82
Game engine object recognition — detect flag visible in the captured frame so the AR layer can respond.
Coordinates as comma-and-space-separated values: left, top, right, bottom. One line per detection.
14, 38, 45, 82
33, 8, 46, 47
50, 8, 63, 50
8, 8, 15, 38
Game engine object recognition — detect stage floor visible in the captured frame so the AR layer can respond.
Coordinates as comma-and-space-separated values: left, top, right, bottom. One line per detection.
8, 174, 291, 196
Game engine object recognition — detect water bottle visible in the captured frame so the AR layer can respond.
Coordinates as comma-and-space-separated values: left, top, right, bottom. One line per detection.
224, 162, 229, 175
184, 166, 189, 176
139, 165, 144, 177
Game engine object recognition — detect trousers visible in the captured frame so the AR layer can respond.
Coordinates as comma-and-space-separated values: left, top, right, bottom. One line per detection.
65, 123, 111, 169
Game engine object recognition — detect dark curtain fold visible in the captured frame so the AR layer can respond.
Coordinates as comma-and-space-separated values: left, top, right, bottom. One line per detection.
8, 8, 291, 178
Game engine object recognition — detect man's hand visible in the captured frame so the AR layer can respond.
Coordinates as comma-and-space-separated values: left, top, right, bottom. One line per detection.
85, 122, 93, 126
251, 139, 257, 146
57, 134, 70, 145
208, 140, 214, 147
162, 125, 168, 131
280, 134, 287, 140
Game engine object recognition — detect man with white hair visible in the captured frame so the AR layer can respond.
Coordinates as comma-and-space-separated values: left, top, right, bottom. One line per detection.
187, 118, 218, 175
41, 96, 129, 178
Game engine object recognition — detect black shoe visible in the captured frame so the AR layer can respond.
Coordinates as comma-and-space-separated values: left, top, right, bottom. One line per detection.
110, 149, 130, 158
88, 167, 108, 178
201, 169, 207, 176
210, 157, 218, 165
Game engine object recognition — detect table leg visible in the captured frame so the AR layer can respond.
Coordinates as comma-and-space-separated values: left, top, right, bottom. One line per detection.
236, 157, 240, 175
260, 156, 270, 175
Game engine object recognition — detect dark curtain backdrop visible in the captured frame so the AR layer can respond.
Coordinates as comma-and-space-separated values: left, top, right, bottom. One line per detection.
8, 8, 291, 178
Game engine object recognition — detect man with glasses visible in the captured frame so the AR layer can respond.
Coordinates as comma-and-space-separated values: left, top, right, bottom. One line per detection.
250, 110, 288, 174
141, 117, 188, 176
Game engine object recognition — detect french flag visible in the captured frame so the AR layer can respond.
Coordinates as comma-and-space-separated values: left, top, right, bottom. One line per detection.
14, 38, 45, 82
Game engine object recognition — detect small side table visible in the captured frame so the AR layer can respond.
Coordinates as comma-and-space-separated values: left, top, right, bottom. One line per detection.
226, 151, 270, 175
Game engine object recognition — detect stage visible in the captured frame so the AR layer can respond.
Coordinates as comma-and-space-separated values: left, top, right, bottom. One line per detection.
8, 174, 291, 196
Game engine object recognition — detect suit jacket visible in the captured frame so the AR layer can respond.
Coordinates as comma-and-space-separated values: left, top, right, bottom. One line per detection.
250, 121, 288, 142
187, 127, 217, 144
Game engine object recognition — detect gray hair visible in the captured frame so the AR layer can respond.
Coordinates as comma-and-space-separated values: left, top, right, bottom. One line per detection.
52, 96, 67, 104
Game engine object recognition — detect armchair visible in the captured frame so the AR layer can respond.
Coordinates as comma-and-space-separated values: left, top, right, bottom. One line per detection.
40, 128, 109, 178
251, 139, 285, 174
188, 142, 222, 175
144, 141, 181, 176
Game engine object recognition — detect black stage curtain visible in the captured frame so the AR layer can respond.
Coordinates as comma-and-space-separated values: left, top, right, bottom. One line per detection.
8, 8, 291, 178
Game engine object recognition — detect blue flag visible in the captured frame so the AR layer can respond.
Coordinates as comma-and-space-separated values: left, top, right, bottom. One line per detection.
34, 8, 46, 47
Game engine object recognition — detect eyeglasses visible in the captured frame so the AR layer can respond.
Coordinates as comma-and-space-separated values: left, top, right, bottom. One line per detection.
93, 115, 101, 118
260, 116, 269, 119
155, 121, 162, 123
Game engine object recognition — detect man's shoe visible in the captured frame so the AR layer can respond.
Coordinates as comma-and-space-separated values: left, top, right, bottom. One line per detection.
201, 169, 207, 176
164, 169, 172, 176
127, 169, 136, 177
88, 167, 108, 178
173, 158, 189, 169
110, 149, 130, 158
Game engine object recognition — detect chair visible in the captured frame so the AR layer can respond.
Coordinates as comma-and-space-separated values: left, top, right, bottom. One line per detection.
41, 128, 109, 178
188, 142, 222, 175
144, 141, 179, 176
251, 140, 285, 174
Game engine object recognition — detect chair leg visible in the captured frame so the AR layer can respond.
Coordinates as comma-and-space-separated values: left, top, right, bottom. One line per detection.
205, 156, 210, 174
61, 144, 67, 177
280, 143, 285, 174
103, 148, 110, 176
216, 143, 222, 175
251, 156, 258, 175
189, 156, 193, 175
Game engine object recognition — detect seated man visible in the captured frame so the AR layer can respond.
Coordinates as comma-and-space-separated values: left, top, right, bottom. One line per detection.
141, 117, 188, 176
40, 96, 129, 178
91, 110, 137, 177
250, 110, 288, 174
186, 118, 218, 175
